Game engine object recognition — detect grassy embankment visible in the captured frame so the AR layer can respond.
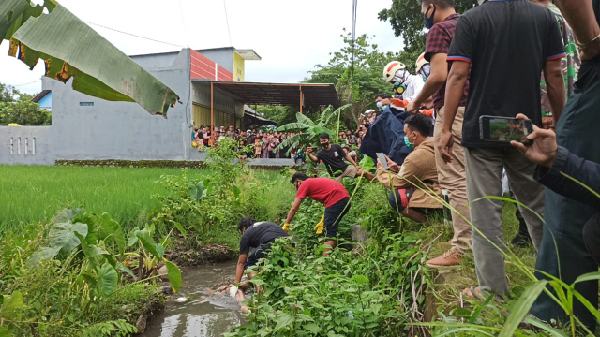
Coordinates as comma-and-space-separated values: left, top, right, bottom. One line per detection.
0, 163, 293, 337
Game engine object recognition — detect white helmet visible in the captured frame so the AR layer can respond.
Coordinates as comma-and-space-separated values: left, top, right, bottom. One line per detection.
415, 52, 429, 73
382, 61, 407, 83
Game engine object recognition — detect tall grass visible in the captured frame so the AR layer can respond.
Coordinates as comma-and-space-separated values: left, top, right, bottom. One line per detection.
0, 166, 206, 233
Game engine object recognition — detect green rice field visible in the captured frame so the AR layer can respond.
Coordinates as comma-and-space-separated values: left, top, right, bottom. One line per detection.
0, 165, 203, 232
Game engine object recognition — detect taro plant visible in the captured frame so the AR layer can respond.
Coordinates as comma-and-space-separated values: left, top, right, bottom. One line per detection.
29, 209, 182, 299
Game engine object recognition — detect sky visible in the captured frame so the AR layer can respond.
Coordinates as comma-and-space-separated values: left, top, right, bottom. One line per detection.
0, 0, 402, 95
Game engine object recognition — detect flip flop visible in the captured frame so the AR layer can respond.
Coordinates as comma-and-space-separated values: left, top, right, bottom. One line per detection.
462, 286, 492, 300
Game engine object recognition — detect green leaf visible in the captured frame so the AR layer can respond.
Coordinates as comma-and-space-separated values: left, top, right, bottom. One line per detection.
165, 260, 183, 293
171, 222, 189, 238
28, 246, 61, 265
30, 222, 88, 262
135, 229, 164, 258
188, 181, 206, 201
127, 227, 140, 247
1, 291, 25, 316
573, 271, 600, 285
0, 0, 51, 42
274, 313, 293, 331
572, 289, 600, 322
276, 123, 309, 132
232, 185, 241, 199
522, 316, 568, 337
499, 280, 547, 337
351, 274, 369, 287
303, 323, 321, 334
10, 4, 178, 115
95, 213, 126, 254
296, 112, 315, 126
96, 262, 118, 297
0, 326, 12, 337
116, 262, 136, 279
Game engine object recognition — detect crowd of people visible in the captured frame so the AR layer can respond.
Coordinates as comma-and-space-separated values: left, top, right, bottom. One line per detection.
231, 0, 600, 331
191, 124, 373, 163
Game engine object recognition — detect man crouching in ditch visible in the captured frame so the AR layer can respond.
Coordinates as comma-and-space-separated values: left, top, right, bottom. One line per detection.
229, 218, 288, 297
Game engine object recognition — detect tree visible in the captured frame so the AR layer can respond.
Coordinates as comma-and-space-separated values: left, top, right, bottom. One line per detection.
306, 32, 407, 127
0, 83, 51, 125
253, 105, 297, 126
378, 0, 478, 53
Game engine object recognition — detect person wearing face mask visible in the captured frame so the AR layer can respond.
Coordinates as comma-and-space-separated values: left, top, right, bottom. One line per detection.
306, 133, 373, 181
382, 61, 425, 102
376, 114, 443, 223
406, 0, 472, 268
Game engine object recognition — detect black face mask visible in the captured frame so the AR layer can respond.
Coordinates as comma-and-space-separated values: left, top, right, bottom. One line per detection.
424, 5, 436, 29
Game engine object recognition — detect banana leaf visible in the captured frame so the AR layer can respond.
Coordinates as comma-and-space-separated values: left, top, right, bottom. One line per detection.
276, 123, 309, 132
4, 1, 178, 115
0, 0, 53, 43
295, 112, 315, 126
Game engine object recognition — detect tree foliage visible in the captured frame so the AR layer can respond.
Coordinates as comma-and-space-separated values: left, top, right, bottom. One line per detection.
306, 32, 410, 127
378, 0, 478, 53
0, 83, 51, 125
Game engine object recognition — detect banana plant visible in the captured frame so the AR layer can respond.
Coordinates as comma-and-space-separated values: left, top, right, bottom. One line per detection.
276, 104, 351, 153
1, 0, 178, 115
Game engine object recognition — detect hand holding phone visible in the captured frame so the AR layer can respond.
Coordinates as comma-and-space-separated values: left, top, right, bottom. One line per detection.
376, 153, 388, 171
479, 115, 533, 144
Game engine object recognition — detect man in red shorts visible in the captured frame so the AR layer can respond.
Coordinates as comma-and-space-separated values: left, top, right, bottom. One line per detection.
284, 172, 351, 255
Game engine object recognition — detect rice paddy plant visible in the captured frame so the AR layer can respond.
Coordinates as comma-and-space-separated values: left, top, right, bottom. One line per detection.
0, 165, 203, 234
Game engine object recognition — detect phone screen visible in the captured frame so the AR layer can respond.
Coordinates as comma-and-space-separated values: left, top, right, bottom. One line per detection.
376, 153, 388, 170
481, 117, 532, 142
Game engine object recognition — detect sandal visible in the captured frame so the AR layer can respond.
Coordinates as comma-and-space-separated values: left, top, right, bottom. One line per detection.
462, 286, 492, 300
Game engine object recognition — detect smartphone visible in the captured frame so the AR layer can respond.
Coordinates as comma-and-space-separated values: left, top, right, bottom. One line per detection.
479, 116, 533, 143
376, 153, 388, 170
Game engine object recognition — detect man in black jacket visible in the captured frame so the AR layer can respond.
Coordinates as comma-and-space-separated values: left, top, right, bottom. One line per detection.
518, 0, 600, 330
513, 110, 600, 329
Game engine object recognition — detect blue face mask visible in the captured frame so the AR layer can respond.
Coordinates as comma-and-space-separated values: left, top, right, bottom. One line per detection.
404, 135, 414, 150
424, 5, 436, 29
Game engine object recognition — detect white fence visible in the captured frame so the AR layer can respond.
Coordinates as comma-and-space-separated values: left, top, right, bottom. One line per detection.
0, 126, 54, 165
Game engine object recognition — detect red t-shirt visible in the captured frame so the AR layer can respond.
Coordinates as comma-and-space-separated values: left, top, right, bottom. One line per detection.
295, 178, 350, 208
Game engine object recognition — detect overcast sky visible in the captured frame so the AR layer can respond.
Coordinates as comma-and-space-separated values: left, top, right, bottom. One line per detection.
0, 0, 401, 95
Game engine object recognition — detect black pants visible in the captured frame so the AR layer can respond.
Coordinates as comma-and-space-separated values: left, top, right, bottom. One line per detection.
246, 241, 273, 268
583, 213, 600, 266
324, 198, 351, 238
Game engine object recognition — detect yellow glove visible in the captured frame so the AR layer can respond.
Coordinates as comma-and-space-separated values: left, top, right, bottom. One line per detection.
314, 213, 325, 235
282, 223, 291, 232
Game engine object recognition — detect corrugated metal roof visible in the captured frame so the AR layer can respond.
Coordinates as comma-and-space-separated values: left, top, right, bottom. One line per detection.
194, 81, 339, 108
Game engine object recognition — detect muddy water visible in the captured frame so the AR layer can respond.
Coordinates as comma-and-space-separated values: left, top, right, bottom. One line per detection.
141, 262, 242, 337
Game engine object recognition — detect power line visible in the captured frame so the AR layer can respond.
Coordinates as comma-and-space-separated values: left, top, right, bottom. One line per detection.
177, 0, 191, 47
350, 0, 358, 104
223, 0, 233, 46
12, 80, 40, 87
88, 21, 185, 48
